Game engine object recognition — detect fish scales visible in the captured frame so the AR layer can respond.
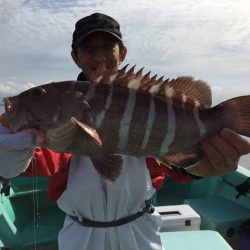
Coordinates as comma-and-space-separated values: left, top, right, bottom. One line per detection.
89, 85, 203, 156
160, 96, 176, 155
145, 94, 170, 155
141, 96, 156, 150
118, 89, 137, 150
167, 101, 202, 153
91, 86, 173, 156
74, 83, 176, 156
93, 85, 113, 129
93, 84, 130, 153
193, 105, 206, 138
199, 105, 225, 137
126, 90, 151, 153
87, 85, 111, 123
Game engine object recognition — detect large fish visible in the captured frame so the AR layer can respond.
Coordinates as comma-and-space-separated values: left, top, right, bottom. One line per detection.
3, 65, 250, 181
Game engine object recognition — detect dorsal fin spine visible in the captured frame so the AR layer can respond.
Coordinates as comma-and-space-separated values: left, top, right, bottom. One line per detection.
120, 64, 129, 73
127, 65, 136, 75
135, 67, 144, 77
102, 65, 212, 107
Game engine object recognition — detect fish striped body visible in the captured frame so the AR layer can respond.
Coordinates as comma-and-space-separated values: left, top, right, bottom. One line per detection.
83, 83, 222, 157
4, 66, 250, 180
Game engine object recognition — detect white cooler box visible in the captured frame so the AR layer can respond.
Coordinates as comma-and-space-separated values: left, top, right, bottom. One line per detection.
155, 204, 201, 232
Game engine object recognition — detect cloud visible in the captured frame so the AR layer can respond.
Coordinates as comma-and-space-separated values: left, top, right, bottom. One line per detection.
0, 78, 36, 98
0, 0, 250, 98
211, 83, 250, 105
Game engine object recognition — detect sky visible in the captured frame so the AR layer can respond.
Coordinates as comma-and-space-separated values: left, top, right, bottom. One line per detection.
0, 0, 250, 105
0, 0, 250, 167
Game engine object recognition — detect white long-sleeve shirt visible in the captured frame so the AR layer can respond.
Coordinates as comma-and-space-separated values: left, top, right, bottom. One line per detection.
0, 124, 35, 177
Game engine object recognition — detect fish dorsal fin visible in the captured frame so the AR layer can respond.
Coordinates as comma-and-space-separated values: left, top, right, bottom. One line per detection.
163, 76, 212, 107
119, 66, 213, 107
92, 64, 212, 107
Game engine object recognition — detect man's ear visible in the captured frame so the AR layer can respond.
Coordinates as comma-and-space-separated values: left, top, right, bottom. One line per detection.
71, 50, 81, 68
119, 47, 127, 62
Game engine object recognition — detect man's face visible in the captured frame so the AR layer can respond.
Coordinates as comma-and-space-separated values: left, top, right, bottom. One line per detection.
72, 32, 125, 81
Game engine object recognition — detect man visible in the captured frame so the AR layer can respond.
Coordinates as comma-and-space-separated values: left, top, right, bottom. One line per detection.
0, 13, 249, 250
70, 13, 248, 179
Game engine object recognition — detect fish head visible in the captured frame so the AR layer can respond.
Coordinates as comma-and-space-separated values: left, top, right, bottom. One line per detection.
4, 81, 91, 134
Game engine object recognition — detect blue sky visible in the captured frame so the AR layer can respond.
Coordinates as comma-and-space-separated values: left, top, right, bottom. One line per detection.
0, 0, 250, 105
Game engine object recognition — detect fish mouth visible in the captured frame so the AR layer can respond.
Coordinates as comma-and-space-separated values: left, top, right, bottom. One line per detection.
3, 97, 28, 133
3, 97, 31, 133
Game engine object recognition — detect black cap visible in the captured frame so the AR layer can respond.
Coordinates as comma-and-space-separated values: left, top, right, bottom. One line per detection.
72, 13, 122, 49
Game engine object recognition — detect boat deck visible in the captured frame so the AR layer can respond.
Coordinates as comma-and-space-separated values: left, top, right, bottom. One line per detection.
17, 230, 233, 250
1, 166, 250, 249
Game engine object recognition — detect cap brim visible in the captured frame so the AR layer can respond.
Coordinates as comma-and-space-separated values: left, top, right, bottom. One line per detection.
73, 29, 122, 48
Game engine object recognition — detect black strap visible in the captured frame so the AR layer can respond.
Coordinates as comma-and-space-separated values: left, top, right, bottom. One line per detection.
69, 200, 154, 228
236, 177, 250, 199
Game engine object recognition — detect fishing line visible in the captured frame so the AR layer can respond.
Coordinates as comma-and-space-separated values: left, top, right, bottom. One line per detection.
31, 154, 40, 250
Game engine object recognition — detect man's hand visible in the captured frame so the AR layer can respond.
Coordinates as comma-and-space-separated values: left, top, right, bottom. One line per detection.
187, 128, 250, 177
0, 113, 35, 178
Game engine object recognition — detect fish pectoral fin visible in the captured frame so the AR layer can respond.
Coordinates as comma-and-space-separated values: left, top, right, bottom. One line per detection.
91, 154, 123, 182
71, 117, 102, 147
46, 120, 78, 151
159, 152, 202, 169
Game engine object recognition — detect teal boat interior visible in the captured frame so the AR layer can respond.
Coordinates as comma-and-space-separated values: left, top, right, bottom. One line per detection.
1, 166, 250, 250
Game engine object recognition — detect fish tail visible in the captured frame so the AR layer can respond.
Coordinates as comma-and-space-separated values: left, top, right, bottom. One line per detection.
221, 95, 250, 137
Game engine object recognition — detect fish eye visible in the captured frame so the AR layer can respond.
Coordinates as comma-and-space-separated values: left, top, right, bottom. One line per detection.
31, 87, 46, 97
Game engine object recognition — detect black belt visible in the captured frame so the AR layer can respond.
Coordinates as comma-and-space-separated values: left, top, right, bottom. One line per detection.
68, 200, 155, 228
